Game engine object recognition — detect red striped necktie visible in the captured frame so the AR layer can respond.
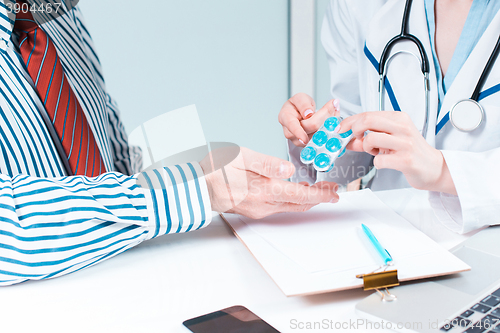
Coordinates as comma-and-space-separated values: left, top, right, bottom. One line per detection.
14, 6, 105, 177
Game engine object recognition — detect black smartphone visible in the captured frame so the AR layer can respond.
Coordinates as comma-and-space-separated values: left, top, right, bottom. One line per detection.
183, 305, 281, 333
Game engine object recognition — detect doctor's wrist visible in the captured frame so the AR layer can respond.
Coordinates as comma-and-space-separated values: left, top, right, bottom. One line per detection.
428, 151, 457, 196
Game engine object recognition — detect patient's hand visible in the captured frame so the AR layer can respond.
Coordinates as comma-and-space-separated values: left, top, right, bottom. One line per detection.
200, 147, 339, 219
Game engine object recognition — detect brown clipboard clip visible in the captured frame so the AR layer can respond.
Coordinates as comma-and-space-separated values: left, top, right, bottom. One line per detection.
356, 265, 399, 302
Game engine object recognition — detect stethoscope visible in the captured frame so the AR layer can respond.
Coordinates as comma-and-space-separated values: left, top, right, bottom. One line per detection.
379, 0, 500, 134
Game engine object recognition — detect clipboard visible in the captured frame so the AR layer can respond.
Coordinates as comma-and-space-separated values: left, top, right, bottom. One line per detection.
221, 190, 470, 297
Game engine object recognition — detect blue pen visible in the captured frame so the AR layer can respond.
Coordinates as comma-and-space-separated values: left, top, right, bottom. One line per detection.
361, 224, 393, 265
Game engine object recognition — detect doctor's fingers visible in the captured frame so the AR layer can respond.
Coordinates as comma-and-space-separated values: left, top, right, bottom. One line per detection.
372, 153, 407, 172
347, 112, 398, 139
288, 93, 317, 120
269, 179, 339, 205
301, 99, 339, 134
280, 109, 309, 145
362, 132, 406, 156
283, 127, 308, 147
339, 111, 412, 138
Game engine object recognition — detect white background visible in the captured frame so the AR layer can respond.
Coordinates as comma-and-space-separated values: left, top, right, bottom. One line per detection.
79, 0, 290, 159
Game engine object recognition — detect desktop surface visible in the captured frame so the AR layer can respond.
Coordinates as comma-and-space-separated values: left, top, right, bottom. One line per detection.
0, 189, 474, 333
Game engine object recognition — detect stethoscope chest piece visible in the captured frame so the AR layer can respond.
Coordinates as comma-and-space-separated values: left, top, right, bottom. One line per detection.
449, 99, 484, 132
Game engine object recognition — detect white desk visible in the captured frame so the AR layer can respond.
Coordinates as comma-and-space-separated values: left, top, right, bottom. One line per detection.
0, 189, 476, 333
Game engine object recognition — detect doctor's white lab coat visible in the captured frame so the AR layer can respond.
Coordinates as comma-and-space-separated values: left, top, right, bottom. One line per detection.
289, 0, 500, 234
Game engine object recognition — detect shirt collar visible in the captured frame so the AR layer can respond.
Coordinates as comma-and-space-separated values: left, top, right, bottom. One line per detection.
0, 0, 16, 41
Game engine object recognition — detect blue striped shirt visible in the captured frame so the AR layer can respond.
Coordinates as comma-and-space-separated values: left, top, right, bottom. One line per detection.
0, 0, 212, 285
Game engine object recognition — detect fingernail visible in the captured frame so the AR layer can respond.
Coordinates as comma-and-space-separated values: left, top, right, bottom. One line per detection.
304, 109, 314, 119
279, 162, 291, 178
330, 197, 339, 203
298, 139, 305, 145
333, 99, 340, 111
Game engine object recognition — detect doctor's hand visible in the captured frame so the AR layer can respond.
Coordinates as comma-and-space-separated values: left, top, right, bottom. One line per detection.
339, 111, 457, 195
200, 147, 339, 219
279, 93, 340, 147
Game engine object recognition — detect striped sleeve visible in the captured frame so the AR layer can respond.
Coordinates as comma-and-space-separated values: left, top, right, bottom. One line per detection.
139, 162, 212, 240
0, 164, 212, 286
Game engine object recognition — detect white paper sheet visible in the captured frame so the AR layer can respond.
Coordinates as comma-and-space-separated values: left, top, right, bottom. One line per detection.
222, 189, 470, 296
239, 198, 432, 273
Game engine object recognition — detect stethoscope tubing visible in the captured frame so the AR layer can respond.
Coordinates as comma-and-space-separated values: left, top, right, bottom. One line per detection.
379, 0, 500, 135
379, 34, 430, 77
379, 0, 430, 77
471, 34, 500, 101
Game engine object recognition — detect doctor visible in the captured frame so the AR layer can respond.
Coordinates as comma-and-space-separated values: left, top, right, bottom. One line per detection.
279, 0, 500, 234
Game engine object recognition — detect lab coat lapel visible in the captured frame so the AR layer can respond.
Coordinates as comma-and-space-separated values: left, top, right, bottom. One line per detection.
407, 0, 439, 143
438, 8, 500, 126
364, 0, 403, 70
365, 0, 439, 143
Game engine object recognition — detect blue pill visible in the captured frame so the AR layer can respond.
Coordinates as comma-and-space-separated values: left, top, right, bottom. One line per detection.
312, 131, 328, 146
339, 129, 353, 139
324, 117, 340, 132
326, 138, 342, 153
300, 146, 316, 162
326, 162, 335, 172
314, 153, 331, 169
338, 147, 347, 158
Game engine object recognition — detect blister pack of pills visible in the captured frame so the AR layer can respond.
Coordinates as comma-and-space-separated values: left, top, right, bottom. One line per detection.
300, 117, 353, 172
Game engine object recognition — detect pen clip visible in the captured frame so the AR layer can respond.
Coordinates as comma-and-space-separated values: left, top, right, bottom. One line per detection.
385, 249, 393, 264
